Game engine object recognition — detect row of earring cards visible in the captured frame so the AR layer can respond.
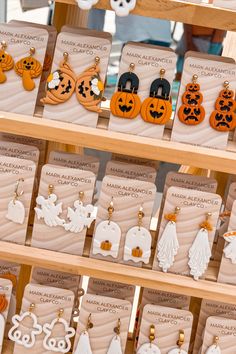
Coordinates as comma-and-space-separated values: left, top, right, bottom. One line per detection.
0, 22, 236, 151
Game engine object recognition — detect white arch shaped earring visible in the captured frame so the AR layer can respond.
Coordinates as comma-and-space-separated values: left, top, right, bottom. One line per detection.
137, 325, 161, 354
6, 178, 25, 224
107, 318, 122, 354
168, 330, 187, 354
206, 336, 221, 354
74, 314, 93, 354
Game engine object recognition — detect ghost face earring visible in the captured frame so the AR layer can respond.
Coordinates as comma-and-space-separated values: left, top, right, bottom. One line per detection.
0, 41, 14, 84
34, 184, 65, 227
15, 47, 42, 91
110, 63, 141, 119
76, 56, 104, 113
168, 330, 187, 354
206, 336, 221, 354
76, 0, 99, 10
110, 0, 137, 16
107, 319, 122, 354
6, 178, 25, 225
43, 308, 75, 353
157, 207, 180, 273
92, 198, 121, 258
188, 212, 212, 281
8, 303, 42, 348
74, 314, 93, 354
137, 324, 160, 354
64, 191, 95, 233
41, 52, 76, 105
124, 206, 152, 264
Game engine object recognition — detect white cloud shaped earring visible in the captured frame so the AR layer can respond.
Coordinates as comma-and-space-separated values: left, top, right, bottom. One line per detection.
168, 330, 187, 354
74, 313, 93, 354
6, 178, 25, 224
76, 0, 99, 10
137, 324, 161, 354
206, 336, 221, 354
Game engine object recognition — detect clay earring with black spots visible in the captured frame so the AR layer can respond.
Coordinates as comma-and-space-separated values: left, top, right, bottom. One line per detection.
0, 41, 14, 84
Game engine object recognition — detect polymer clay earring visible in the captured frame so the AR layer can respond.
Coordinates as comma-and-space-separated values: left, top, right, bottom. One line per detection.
141, 69, 172, 125
223, 230, 236, 264
110, 63, 141, 119
137, 324, 161, 354
206, 336, 221, 354
8, 303, 42, 348
15, 47, 42, 91
43, 308, 75, 353
124, 206, 152, 264
110, 0, 136, 16
74, 313, 93, 354
210, 81, 236, 132
178, 74, 205, 125
41, 52, 76, 105
157, 207, 180, 273
0, 41, 14, 84
34, 184, 65, 227
0, 289, 8, 349
107, 318, 122, 354
188, 212, 212, 281
76, 56, 104, 113
6, 178, 25, 225
76, 0, 99, 10
168, 330, 187, 354
64, 191, 96, 233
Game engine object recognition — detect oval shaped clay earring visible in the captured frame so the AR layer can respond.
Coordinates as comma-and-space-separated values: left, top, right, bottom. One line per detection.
15, 47, 42, 91
0, 41, 14, 84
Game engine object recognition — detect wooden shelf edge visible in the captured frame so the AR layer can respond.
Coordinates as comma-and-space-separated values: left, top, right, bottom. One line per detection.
0, 241, 236, 304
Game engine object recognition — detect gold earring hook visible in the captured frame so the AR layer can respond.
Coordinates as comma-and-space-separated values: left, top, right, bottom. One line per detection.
48, 184, 54, 196
177, 330, 185, 348
224, 81, 230, 90
108, 198, 114, 225
114, 318, 121, 336
29, 303, 35, 314
63, 52, 69, 63
192, 74, 198, 84
1, 41, 7, 51
160, 68, 165, 79
214, 336, 219, 346
79, 191, 84, 202
13, 178, 24, 204
138, 206, 144, 230
149, 324, 155, 343
86, 313, 93, 331
129, 63, 135, 73
30, 47, 35, 56
57, 308, 64, 322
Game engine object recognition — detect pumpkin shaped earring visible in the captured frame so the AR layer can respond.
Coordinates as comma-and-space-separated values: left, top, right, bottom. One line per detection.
141, 69, 172, 125
0, 41, 14, 84
15, 47, 42, 91
178, 74, 205, 125
110, 63, 141, 119
41, 52, 76, 105
76, 56, 104, 113
210, 81, 236, 132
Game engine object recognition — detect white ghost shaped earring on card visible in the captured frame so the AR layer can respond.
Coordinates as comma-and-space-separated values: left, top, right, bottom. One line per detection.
43, 308, 75, 353
206, 336, 221, 354
157, 207, 180, 272
34, 184, 65, 227
188, 212, 212, 281
168, 330, 187, 354
8, 303, 42, 348
74, 314, 93, 354
137, 324, 161, 354
223, 230, 236, 263
107, 318, 122, 354
92, 198, 121, 258
64, 191, 95, 233
110, 0, 137, 16
124, 206, 152, 264
76, 0, 99, 10
6, 178, 25, 224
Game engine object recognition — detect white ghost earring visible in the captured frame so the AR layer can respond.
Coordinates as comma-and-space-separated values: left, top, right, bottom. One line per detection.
43, 308, 75, 353
8, 303, 42, 348
34, 184, 65, 227
76, 0, 99, 10
168, 330, 187, 354
157, 207, 180, 272
107, 318, 122, 354
124, 206, 152, 264
206, 336, 221, 354
110, 0, 137, 16
137, 324, 161, 354
92, 198, 121, 258
74, 314, 93, 354
6, 178, 25, 224
188, 212, 212, 281
64, 191, 95, 233
223, 230, 236, 263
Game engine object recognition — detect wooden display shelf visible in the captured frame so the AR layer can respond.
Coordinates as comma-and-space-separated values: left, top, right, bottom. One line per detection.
55, 0, 236, 31
1, 111, 236, 174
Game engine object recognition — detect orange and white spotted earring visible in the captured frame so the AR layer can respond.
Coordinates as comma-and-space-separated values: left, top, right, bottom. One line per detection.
0, 41, 14, 84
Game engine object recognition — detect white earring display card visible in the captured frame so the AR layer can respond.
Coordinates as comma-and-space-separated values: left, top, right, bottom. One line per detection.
0, 141, 39, 165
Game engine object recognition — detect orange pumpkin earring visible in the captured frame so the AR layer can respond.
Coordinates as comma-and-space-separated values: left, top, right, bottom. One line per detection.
15, 47, 42, 91
76, 56, 104, 113
178, 74, 205, 125
210, 81, 236, 132
0, 294, 8, 313
141, 69, 172, 125
41, 52, 76, 105
110, 63, 141, 119
0, 41, 14, 84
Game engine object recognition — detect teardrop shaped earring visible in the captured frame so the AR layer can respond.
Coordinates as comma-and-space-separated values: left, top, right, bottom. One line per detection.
157, 207, 180, 272
74, 314, 93, 354
137, 324, 161, 354
107, 318, 122, 354
0, 41, 14, 84
6, 178, 25, 224
206, 336, 221, 354
168, 330, 187, 354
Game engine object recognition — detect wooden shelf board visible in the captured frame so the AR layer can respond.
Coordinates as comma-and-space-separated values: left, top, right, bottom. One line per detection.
55, 0, 236, 31
0, 241, 236, 304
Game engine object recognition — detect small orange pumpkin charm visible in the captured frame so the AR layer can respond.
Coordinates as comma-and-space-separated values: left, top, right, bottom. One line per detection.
76, 56, 104, 113
141, 69, 172, 125
110, 63, 141, 119
210, 81, 236, 132
0, 41, 14, 84
0, 294, 8, 313
15, 47, 42, 91
101, 240, 112, 251
132, 246, 143, 258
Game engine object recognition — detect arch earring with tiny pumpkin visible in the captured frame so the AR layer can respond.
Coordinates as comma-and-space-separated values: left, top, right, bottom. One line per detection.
0, 41, 14, 84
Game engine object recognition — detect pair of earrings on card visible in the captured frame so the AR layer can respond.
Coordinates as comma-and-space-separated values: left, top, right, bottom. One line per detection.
8, 304, 75, 353
92, 198, 152, 264
77, 0, 136, 17
74, 314, 123, 354
157, 207, 213, 281
34, 184, 95, 233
